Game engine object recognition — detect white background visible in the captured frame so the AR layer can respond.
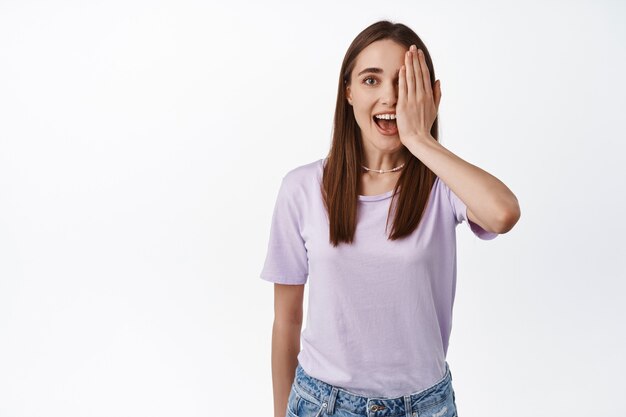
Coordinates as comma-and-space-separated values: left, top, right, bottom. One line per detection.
1, 1, 624, 416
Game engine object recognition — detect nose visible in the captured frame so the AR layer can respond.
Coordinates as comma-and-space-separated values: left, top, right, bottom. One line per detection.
380, 81, 398, 106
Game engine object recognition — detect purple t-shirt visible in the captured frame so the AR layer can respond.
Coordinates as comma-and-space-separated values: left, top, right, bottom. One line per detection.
260, 157, 498, 398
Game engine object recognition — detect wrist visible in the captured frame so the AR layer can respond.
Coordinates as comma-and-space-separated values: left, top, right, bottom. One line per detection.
405, 133, 435, 152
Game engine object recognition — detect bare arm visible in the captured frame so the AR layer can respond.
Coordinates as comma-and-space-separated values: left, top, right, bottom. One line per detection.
271, 283, 305, 417
396, 46, 520, 234
406, 135, 521, 233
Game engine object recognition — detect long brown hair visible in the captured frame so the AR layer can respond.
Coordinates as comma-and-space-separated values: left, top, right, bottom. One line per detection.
321, 20, 440, 246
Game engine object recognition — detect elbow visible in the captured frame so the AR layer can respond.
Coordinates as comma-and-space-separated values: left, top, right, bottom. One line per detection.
496, 203, 521, 234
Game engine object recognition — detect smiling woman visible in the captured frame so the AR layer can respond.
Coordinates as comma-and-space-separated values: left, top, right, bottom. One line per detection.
346, 39, 417, 157
337, 35, 444, 236
260, 19, 519, 417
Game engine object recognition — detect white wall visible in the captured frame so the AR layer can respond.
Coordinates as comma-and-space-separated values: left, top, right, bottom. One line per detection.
0, 1, 624, 416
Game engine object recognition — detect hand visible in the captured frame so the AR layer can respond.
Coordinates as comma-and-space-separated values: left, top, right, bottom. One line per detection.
397, 45, 442, 146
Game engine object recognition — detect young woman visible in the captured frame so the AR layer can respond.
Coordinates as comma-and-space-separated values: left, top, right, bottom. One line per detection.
260, 20, 520, 417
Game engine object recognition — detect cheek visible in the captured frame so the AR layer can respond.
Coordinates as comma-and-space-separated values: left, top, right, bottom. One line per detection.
353, 109, 374, 128
351, 103, 373, 123
349, 94, 375, 127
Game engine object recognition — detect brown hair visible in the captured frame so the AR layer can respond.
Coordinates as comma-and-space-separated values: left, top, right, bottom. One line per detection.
321, 20, 440, 246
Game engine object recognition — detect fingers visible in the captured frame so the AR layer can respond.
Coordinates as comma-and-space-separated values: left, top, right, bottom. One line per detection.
405, 49, 415, 101
398, 64, 406, 106
416, 48, 433, 101
403, 45, 442, 118
411, 46, 425, 98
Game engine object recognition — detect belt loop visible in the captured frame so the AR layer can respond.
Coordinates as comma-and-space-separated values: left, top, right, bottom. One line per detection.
326, 387, 338, 415
404, 394, 414, 417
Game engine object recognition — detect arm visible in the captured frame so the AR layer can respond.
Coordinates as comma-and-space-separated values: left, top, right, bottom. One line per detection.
395, 46, 520, 234
271, 283, 305, 417
406, 135, 521, 233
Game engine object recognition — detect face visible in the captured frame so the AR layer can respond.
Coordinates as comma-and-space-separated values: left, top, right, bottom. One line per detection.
346, 39, 407, 152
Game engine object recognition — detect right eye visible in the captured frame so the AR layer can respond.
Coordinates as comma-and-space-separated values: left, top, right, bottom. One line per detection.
363, 77, 377, 86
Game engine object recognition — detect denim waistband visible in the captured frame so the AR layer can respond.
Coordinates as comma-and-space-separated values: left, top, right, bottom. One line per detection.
293, 361, 453, 416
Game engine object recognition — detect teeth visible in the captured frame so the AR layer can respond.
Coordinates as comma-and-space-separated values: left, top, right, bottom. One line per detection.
374, 114, 397, 120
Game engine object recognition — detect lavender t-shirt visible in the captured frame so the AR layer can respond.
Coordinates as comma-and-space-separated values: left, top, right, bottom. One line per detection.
260, 157, 498, 398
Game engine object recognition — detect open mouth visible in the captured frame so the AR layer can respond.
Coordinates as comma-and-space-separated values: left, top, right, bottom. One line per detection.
373, 115, 398, 135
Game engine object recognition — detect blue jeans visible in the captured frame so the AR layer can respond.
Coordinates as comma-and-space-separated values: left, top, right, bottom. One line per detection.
286, 361, 458, 417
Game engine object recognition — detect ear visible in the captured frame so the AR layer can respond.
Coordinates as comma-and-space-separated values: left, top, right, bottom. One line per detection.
346, 86, 352, 105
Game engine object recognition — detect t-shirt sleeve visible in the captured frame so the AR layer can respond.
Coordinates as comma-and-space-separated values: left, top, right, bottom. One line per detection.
259, 175, 309, 285
441, 177, 499, 241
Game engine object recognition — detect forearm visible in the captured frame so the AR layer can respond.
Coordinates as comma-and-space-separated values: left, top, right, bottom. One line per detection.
271, 320, 302, 417
406, 134, 520, 232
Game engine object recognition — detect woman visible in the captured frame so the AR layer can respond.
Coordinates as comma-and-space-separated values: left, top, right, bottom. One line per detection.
260, 20, 520, 417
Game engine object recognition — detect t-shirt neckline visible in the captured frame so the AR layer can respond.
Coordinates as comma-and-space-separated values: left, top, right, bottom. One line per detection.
358, 189, 395, 201
319, 158, 396, 202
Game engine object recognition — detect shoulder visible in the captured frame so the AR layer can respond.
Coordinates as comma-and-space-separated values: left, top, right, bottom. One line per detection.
433, 176, 451, 200
281, 158, 324, 189
430, 176, 456, 216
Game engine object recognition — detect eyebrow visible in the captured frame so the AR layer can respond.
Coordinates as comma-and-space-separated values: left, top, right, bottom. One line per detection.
357, 67, 400, 77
